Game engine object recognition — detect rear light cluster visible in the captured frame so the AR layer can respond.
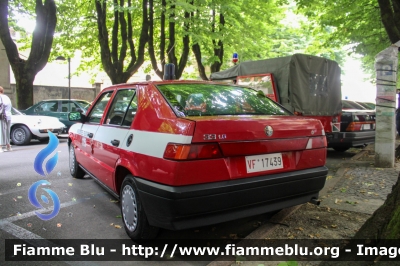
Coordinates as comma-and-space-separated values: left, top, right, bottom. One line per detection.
164, 143, 222, 160
345, 122, 375, 132
305, 136, 327, 149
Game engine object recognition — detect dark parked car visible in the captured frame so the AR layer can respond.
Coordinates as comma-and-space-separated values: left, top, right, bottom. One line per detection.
21, 99, 91, 133
328, 100, 376, 152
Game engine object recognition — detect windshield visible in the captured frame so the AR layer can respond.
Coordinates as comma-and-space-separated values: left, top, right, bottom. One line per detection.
157, 83, 292, 117
11, 107, 23, 115
76, 100, 91, 110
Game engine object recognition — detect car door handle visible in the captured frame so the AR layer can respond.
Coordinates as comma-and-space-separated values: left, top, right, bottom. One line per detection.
111, 139, 120, 147
87, 133, 94, 138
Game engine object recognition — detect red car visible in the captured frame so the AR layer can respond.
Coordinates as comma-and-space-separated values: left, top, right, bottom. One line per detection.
68, 81, 328, 240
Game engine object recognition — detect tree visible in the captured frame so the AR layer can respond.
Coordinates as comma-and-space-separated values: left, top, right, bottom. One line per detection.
94, 0, 149, 84
187, 0, 286, 79
48, 0, 339, 85
377, 0, 400, 44
188, 0, 343, 80
0, 0, 56, 109
293, 0, 398, 76
148, 0, 193, 80
191, 1, 225, 80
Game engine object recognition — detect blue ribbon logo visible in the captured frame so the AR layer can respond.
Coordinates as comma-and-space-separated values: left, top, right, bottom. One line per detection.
28, 132, 60, 220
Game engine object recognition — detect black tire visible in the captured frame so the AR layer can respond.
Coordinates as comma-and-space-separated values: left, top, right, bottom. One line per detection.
11, 125, 32, 145
120, 175, 159, 240
69, 144, 85, 178
333, 146, 350, 152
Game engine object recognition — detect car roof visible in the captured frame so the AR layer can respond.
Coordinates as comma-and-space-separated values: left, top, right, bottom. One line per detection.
38, 99, 90, 101
342, 100, 367, 109
100, 80, 236, 92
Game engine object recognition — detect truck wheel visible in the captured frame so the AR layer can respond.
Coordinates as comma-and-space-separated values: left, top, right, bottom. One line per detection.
11, 125, 32, 145
333, 147, 350, 152
69, 144, 85, 178
120, 175, 159, 240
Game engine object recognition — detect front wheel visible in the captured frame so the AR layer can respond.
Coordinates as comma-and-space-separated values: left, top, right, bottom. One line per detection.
120, 175, 159, 240
69, 144, 85, 178
11, 125, 32, 145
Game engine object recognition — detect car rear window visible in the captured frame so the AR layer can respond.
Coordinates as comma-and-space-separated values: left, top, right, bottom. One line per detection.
157, 83, 292, 117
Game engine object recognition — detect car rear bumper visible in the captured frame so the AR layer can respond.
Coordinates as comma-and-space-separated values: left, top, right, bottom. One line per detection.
135, 166, 328, 230
327, 131, 375, 148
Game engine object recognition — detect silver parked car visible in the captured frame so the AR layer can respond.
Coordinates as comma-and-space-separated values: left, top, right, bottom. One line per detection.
10, 107, 66, 145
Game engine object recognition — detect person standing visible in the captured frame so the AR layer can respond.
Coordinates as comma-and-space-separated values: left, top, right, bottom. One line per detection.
0, 86, 12, 152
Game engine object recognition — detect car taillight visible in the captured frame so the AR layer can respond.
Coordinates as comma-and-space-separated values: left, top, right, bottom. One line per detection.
346, 122, 360, 131
305, 136, 327, 149
164, 143, 222, 160
346, 122, 374, 131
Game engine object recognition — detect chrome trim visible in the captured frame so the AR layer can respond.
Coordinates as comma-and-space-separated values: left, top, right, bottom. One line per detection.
264, 125, 273, 136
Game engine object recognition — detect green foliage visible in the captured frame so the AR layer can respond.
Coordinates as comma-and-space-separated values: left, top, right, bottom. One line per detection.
293, 0, 391, 76
7, 0, 351, 83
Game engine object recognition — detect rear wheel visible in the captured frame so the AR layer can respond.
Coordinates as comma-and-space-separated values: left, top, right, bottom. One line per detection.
333, 146, 350, 152
120, 175, 159, 240
11, 125, 32, 145
69, 144, 85, 178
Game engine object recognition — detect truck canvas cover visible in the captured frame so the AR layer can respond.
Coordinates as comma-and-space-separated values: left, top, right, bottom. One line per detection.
210, 54, 342, 116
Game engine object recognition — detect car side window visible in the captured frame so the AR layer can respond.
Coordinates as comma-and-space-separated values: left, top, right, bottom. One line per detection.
104, 89, 136, 127
61, 101, 81, 112
122, 93, 138, 127
36, 101, 58, 112
87, 92, 114, 124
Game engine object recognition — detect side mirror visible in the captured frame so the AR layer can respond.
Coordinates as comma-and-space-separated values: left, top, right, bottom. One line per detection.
68, 111, 86, 122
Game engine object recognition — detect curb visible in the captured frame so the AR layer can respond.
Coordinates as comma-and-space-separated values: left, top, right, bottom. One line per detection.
207, 205, 302, 266
206, 148, 369, 266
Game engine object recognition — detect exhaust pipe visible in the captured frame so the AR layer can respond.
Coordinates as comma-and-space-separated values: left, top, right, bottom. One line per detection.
309, 197, 321, 206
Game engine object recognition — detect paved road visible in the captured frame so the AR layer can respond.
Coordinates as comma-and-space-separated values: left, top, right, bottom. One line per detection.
0, 139, 360, 265
0, 139, 274, 265
326, 147, 361, 175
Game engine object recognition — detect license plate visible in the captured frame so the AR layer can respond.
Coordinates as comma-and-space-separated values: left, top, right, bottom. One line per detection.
245, 153, 283, 173
362, 124, 372, 130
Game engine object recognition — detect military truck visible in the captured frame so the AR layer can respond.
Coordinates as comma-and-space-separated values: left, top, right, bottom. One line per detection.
210, 54, 375, 151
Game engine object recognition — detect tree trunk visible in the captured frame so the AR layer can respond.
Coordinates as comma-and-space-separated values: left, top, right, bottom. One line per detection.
377, 0, 400, 44
95, 0, 148, 85
192, 43, 208, 80
354, 176, 400, 241
13, 64, 36, 110
192, 7, 225, 79
148, 0, 165, 80
0, 0, 56, 109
